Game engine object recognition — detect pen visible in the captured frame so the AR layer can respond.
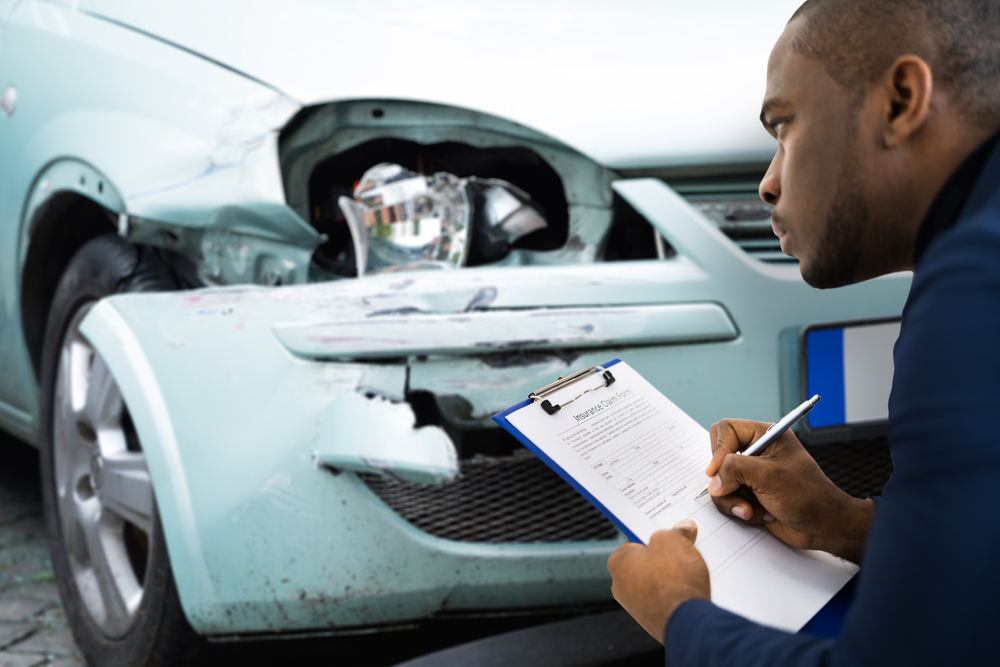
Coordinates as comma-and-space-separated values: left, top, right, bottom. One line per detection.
694, 395, 821, 500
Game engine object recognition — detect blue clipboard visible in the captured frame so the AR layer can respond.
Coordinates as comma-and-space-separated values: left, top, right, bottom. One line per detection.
491, 358, 643, 544
495, 358, 854, 634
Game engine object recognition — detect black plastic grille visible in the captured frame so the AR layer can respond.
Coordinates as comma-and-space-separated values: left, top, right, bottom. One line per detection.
358, 438, 893, 544
358, 452, 620, 544
806, 437, 893, 498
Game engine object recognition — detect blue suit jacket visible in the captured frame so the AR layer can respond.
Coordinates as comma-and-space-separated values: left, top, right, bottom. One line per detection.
664, 141, 1000, 666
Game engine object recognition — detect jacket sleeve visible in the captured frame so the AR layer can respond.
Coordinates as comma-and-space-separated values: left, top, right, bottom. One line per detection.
665, 600, 833, 667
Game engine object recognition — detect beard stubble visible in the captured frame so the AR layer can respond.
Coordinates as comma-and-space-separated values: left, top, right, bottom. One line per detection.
800, 156, 868, 289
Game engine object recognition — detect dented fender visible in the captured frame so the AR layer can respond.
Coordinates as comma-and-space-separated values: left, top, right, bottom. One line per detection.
5, 2, 318, 289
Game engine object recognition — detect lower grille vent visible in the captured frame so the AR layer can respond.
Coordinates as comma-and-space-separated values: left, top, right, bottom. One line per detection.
359, 439, 892, 542
358, 452, 620, 543
689, 199, 795, 264
806, 437, 893, 499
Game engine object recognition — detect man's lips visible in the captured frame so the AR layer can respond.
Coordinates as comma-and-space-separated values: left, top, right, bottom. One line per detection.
770, 214, 790, 254
770, 211, 786, 237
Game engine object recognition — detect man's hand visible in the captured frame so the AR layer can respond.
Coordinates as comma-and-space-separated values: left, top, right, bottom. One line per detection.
607, 521, 710, 642
706, 419, 873, 562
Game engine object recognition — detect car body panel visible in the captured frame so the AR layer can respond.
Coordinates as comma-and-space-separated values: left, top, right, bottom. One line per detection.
1, 2, 306, 233
77, 180, 909, 633
0, 1, 308, 437
69, 0, 802, 169
272, 303, 739, 360
313, 391, 460, 484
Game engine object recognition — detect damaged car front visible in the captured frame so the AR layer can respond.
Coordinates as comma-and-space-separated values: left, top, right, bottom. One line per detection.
0, 0, 909, 662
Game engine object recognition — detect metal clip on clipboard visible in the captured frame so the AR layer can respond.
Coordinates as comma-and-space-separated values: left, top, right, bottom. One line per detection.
528, 365, 616, 416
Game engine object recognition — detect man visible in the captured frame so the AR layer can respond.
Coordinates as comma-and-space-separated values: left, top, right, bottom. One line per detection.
606, 0, 1000, 664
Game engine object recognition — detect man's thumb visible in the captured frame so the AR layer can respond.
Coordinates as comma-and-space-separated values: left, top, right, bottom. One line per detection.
673, 519, 698, 543
709, 453, 762, 496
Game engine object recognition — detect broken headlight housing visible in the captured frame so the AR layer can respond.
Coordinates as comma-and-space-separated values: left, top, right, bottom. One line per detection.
338, 163, 547, 276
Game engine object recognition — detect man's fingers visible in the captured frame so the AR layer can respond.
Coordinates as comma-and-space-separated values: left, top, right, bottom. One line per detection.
706, 419, 772, 476
672, 519, 698, 543
713, 494, 752, 520
711, 492, 767, 523
709, 452, 768, 497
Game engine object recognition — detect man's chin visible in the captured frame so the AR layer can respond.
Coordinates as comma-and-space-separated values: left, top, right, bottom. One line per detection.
799, 257, 859, 290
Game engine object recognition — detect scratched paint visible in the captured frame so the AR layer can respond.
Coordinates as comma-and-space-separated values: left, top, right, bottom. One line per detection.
272, 304, 738, 360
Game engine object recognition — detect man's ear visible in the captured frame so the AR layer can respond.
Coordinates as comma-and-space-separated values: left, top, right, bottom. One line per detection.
882, 55, 933, 148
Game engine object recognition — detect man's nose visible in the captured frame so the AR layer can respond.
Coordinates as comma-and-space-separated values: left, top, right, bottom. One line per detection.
759, 158, 781, 205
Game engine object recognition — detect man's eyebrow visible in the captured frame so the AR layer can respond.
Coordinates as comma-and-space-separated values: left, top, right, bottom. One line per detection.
759, 98, 790, 126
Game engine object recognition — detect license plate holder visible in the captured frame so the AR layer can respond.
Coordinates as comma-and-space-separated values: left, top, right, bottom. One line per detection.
798, 318, 900, 444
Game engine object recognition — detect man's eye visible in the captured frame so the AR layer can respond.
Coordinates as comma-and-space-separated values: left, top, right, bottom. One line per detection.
773, 122, 784, 135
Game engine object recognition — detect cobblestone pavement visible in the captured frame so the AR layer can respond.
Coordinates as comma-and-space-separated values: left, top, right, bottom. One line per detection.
0, 433, 83, 667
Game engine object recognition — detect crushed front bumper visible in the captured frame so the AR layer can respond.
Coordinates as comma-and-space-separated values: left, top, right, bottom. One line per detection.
78, 179, 911, 635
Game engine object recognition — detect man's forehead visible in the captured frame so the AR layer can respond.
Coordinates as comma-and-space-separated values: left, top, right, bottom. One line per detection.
762, 34, 842, 121
768, 20, 800, 70
762, 53, 798, 122
765, 22, 800, 94
763, 47, 844, 117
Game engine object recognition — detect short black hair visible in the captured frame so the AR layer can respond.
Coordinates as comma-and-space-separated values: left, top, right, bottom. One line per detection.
789, 0, 1000, 128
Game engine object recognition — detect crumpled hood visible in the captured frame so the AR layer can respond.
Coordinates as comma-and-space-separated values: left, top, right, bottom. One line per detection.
77, 0, 795, 169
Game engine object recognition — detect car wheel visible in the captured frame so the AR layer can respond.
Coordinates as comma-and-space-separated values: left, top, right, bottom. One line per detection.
38, 234, 207, 666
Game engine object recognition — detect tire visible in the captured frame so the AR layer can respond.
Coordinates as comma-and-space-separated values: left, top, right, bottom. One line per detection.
38, 234, 208, 666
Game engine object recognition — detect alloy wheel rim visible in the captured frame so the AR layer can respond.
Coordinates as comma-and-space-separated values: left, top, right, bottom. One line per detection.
53, 302, 154, 638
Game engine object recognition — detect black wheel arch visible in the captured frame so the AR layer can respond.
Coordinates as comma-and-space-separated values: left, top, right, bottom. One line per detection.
20, 192, 117, 380
20, 195, 202, 380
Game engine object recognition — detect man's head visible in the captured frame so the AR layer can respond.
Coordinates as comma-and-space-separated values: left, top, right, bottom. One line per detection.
760, 0, 1000, 288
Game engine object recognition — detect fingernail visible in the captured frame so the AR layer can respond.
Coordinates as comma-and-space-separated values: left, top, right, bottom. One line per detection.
708, 475, 722, 493
731, 506, 747, 520
675, 519, 696, 530
763, 513, 775, 523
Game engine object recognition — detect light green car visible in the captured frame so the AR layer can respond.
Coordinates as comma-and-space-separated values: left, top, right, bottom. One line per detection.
0, 1, 909, 664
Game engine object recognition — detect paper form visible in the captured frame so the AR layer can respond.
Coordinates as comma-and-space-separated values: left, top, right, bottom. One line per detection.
505, 361, 858, 632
